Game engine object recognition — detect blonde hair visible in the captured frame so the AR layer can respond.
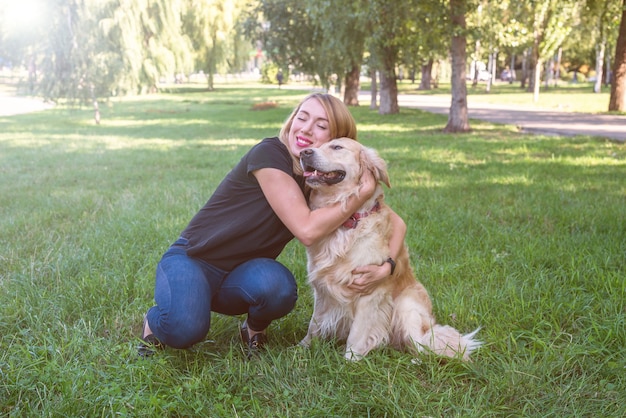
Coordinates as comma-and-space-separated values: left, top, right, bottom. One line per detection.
279, 93, 358, 173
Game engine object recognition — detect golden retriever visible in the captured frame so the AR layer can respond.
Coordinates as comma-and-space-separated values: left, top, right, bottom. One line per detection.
298, 138, 481, 361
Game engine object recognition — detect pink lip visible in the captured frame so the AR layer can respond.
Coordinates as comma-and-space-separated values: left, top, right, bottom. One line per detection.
296, 135, 312, 147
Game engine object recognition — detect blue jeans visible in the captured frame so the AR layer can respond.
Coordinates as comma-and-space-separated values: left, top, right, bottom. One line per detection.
145, 238, 298, 349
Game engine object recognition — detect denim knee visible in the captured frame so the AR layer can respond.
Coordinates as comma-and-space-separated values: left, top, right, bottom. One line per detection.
163, 321, 210, 349
240, 258, 298, 330
148, 306, 211, 349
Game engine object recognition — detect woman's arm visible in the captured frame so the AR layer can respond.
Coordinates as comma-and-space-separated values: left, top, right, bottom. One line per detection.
254, 167, 376, 247
347, 208, 407, 294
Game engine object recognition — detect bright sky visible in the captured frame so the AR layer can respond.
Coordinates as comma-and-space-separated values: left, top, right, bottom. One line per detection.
0, 0, 46, 34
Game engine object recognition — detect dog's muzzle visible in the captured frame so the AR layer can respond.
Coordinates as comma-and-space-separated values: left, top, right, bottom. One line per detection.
300, 149, 346, 185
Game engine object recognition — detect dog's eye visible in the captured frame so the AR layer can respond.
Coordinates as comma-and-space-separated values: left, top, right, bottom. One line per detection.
332, 145, 343, 150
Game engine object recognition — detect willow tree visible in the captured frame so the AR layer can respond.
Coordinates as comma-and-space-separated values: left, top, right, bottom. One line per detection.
37, 0, 192, 108
37, 0, 108, 103
34, 0, 127, 124
100, 0, 192, 94
183, 0, 248, 91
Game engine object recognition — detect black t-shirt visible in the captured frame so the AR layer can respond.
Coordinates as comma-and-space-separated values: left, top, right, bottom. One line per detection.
180, 137, 305, 271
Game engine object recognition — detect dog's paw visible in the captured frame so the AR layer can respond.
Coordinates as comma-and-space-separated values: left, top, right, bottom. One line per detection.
297, 338, 311, 348
344, 350, 364, 361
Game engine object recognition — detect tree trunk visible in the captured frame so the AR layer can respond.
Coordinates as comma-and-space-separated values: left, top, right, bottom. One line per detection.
486, 52, 493, 93
444, 0, 470, 133
370, 69, 378, 110
609, 0, 626, 112
594, 40, 605, 93
472, 40, 480, 88
379, 70, 399, 115
521, 48, 529, 89
207, 71, 214, 91
433, 60, 440, 88
532, 34, 541, 101
533, 58, 542, 102
510, 54, 516, 83
418, 59, 433, 90
544, 56, 553, 89
554, 48, 562, 87
90, 84, 100, 125
605, 46, 612, 86
378, 47, 399, 115
343, 64, 361, 106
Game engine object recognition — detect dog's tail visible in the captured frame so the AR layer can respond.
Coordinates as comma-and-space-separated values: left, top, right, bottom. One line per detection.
418, 325, 482, 361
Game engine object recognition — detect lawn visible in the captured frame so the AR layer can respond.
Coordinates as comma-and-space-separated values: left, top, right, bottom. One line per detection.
1, 85, 625, 417
361, 78, 617, 114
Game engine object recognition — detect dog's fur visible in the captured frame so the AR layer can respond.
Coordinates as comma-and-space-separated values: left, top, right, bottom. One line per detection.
299, 138, 481, 361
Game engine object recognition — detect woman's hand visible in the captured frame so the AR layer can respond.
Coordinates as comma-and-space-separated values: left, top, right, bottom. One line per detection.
255, 166, 383, 247
346, 210, 407, 295
358, 168, 377, 200
347, 262, 392, 294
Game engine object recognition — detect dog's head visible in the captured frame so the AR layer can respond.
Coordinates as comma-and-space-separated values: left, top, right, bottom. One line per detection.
299, 138, 390, 203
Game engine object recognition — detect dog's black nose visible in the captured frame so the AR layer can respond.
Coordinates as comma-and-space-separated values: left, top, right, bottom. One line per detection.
301, 149, 313, 157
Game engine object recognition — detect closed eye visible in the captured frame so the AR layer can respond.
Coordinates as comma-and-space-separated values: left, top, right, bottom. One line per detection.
331, 144, 343, 150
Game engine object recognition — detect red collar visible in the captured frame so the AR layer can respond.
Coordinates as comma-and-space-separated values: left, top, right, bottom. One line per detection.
342, 201, 381, 229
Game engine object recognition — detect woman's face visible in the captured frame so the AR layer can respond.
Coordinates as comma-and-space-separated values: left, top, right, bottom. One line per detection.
288, 98, 332, 157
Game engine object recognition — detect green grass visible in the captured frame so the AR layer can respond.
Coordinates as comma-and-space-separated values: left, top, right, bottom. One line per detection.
1, 84, 625, 417
362, 79, 617, 114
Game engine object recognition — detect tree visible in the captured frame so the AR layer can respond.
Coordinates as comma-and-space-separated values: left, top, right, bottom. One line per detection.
241, 0, 322, 85
0, 0, 49, 77
243, 0, 368, 104
400, 0, 449, 91
37, 0, 193, 106
609, 0, 626, 111
182, 0, 248, 91
367, 0, 417, 114
519, 0, 582, 102
583, 0, 622, 93
367, 0, 453, 114
99, 0, 193, 94
305, 0, 369, 105
445, 0, 470, 133
37, 0, 116, 113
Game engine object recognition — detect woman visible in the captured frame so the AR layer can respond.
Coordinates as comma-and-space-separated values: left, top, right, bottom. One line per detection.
139, 92, 407, 358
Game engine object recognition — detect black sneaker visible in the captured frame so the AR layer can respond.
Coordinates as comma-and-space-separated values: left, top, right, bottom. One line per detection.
138, 316, 163, 358
240, 320, 267, 359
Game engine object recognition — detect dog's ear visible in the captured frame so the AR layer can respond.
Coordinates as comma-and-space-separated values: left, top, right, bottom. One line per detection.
360, 146, 391, 188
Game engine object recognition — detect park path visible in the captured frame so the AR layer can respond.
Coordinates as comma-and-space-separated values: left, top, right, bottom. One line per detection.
0, 84, 54, 116
0, 96, 53, 116
359, 92, 626, 142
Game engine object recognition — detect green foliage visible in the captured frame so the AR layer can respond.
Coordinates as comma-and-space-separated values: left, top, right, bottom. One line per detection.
2, 0, 624, 112
1, 85, 625, 416
182, 0, 251, 90
242, 0, 369, 90
242, 0, 324, 84
36, 0, 193, 101
260, 62, 287, 84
